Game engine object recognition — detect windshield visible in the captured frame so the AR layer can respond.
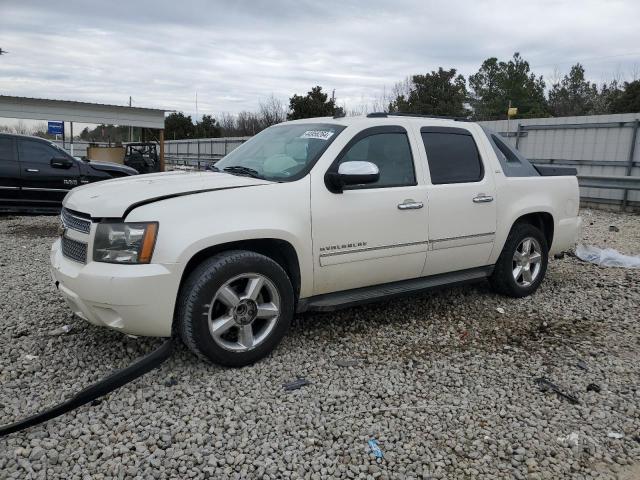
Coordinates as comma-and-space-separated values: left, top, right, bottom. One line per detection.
214, 123, 345, 181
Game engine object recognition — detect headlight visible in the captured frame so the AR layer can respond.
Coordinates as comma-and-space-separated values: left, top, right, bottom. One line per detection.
93, 222, 158, 264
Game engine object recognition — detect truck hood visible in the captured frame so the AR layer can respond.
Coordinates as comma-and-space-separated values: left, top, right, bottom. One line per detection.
86, 159, 138, 176
64, 170, 272, 218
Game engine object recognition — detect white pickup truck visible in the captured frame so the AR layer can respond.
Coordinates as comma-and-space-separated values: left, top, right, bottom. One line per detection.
51, 114, 582, 366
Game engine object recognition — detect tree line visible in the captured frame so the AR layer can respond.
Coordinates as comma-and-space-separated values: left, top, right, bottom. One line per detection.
200, 52, 635, 138
161, 89, 344, 140
386, 53, 639, 120
7, 52, 638, 142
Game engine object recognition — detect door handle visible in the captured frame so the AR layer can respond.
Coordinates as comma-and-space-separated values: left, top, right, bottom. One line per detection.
398, 200, 424, 210
26, 168, 40, 173
473, 194, 493, 203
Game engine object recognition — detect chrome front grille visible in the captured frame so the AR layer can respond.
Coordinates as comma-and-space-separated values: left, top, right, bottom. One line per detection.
61, 208, 91, 234
61, 236, 88, 263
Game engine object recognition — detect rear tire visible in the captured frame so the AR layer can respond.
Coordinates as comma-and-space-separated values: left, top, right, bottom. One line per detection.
177, 250, 294, 367
489, 223, 548, 298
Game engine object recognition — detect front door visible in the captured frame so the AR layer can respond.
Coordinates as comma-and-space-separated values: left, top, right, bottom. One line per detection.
311, 126, 429, 295
18, 139, 79, 207
416, 125, 497, 276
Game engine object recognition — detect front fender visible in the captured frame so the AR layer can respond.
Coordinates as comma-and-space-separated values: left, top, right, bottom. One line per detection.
125, 179, 314, 297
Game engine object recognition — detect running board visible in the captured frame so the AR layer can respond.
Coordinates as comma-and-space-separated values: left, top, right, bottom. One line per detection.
298, 266, 494, 313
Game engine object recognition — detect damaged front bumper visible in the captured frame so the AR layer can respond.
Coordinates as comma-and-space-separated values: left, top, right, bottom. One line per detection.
50, 239, 178, 337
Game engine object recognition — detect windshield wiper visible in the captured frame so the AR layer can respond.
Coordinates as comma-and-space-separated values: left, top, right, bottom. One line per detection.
222, 166, 262, 179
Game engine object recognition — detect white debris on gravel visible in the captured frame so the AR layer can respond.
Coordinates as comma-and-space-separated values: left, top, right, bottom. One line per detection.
0, 209, 639, 479
575, 244, 640, 268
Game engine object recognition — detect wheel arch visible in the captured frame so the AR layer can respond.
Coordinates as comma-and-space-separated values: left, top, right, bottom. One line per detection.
512, 211, 554, 248
175, 238, 302, 315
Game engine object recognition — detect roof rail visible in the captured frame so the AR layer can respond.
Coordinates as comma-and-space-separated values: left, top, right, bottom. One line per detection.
366, 112, 471, 122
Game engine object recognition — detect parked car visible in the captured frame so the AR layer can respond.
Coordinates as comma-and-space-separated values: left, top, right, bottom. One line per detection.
0, 133, 138, 213
51, 114, 582, 366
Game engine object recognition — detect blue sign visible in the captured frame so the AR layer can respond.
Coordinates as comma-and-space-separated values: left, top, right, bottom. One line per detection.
48, 121, 64, 135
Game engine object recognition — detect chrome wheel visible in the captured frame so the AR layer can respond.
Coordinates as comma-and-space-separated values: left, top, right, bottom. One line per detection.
208, 273, 280, 352
512, 237, 543, 287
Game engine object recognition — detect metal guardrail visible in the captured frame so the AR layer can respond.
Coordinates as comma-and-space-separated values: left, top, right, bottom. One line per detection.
532, 158, 640, 168
519, 120, 639, 131
513, 117, 640, 209
578, 175, 640, 190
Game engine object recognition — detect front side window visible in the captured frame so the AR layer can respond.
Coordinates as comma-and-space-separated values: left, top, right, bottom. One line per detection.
421, 130, 483, 184
215, 123, 345, 182
338, 132, 416, 188
18, 140, 59, 164
50, 142, 73, 159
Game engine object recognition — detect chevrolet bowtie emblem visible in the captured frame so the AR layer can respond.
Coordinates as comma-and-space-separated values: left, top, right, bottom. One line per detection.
58, 226, 67, 237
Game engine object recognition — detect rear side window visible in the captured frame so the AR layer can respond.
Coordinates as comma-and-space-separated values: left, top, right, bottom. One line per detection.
0, 138, 15, 162
338, 132, 416, 188
18, 140, 58, 164
421, 129, 483, 184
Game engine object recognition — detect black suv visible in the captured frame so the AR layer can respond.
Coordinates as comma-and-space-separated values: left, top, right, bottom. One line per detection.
0, 133, 138, 213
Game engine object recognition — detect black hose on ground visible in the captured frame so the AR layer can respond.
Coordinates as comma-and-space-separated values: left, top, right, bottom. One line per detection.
0, 339, 173, 437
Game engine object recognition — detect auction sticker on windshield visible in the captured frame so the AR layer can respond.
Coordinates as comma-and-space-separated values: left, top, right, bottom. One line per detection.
300, 130, 334, 140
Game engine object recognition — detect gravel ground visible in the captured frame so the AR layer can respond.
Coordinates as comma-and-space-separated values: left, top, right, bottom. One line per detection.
0, 209, 639, 479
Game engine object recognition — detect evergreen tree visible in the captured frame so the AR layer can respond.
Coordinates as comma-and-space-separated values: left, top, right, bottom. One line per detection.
388, 68, 469, 117
469, 53, 548, 119
287, 86, 337, 120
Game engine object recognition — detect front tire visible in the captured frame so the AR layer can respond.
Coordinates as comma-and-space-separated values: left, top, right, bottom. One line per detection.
489, 223, 548, 298
177, 250, 294, 367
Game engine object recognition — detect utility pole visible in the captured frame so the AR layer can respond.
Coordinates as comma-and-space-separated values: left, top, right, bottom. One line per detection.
129, 96, 133, 142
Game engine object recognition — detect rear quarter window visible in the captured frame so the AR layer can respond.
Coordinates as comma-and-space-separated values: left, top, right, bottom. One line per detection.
482, 128, 540, 177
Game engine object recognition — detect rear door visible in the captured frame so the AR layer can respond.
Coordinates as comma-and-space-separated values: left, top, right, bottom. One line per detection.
18, 138, 80, 206
0, 136, 21, 207
416, 125, 497, 276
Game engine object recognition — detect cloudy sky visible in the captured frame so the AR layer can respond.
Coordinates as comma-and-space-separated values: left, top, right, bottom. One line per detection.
1, 0, 639, 120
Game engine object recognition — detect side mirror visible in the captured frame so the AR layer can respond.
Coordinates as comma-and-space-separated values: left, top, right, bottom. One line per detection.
326, 161, 380, 193
51, 157, 74, 169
